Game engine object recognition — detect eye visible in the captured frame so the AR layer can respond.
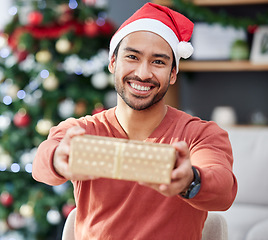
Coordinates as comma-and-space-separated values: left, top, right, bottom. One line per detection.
153, 59, 165, 65
126, 55, 138, 60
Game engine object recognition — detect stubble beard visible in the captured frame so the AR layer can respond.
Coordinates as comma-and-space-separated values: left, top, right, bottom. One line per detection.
114, 75, 170, 111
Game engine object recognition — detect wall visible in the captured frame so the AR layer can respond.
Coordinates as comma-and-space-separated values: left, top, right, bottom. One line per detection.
108, 0, 148, 27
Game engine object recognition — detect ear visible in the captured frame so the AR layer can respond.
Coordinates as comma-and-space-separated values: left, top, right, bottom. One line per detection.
108, 54, 116, 74
169, 67, 177, 85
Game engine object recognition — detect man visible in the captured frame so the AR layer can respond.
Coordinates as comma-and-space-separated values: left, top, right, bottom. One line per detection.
33, 3, 237, 239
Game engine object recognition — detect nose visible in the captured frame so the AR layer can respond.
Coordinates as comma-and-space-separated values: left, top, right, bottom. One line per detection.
135, 61, 153, 81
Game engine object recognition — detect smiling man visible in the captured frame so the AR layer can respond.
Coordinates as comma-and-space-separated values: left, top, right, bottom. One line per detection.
111, 31, 176, 112
32, 3, 237, 239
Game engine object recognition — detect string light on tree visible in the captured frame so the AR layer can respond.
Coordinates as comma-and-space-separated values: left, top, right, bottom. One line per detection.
91, 71, 109, 89
58, 98, 75, 119
46, 209, 61, 225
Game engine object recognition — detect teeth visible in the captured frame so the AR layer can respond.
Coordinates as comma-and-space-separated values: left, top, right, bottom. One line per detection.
130, 83, 151, 91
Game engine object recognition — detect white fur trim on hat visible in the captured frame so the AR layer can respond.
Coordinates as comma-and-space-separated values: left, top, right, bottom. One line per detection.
109, 18, 194, 73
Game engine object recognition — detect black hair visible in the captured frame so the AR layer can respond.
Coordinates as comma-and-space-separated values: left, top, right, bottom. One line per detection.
112, 40, 177, 71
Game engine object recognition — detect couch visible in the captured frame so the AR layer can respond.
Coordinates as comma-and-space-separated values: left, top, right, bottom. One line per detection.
216, 126, 268, 240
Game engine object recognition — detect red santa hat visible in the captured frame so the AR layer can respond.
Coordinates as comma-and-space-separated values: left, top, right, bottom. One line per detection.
109, 2, 194, 73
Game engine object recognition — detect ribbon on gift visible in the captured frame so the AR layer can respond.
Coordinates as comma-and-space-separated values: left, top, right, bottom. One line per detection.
113, 142, 126, 179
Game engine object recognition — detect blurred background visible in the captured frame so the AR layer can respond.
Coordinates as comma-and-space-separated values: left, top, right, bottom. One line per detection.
0, 0, 267, 239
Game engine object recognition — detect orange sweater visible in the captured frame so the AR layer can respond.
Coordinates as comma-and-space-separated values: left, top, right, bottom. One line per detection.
32, 106, 237, 240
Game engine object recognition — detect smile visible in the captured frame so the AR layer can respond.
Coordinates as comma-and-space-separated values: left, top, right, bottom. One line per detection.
130, 83, 151, 91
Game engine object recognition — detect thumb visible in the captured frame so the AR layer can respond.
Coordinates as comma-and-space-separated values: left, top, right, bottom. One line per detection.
172, 141, 190, 165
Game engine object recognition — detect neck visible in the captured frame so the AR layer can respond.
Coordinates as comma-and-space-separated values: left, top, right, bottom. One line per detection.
115, 98, 167, 141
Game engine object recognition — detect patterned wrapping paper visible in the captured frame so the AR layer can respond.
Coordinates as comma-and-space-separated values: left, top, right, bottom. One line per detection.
69, 135, 176, 184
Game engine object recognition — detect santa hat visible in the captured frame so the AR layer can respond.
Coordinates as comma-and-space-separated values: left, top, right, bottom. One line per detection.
109, 2, 194, 73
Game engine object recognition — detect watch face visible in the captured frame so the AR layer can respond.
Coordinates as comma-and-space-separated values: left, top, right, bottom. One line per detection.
189, 183, 201, 199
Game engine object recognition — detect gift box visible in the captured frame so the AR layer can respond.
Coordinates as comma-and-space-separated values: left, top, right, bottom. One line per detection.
69, 135, 176, 184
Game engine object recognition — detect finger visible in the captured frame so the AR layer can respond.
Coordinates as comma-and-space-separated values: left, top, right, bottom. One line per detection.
63, 126, 86, 144
171, 159, 191, 180
159, 181, 187, 196
57, 126, 86, 158
172, 141, 189, 159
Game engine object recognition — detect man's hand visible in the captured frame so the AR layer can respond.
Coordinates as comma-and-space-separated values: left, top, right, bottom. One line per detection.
139, 141, 194, 197
53, 126, 97, 181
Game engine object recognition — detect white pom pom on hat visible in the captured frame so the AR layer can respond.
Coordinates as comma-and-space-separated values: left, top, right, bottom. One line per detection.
109, 2, 194, 73
177, 41, 194, 59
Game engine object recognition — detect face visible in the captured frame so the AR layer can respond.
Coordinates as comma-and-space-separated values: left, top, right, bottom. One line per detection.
109, 31, 177, 111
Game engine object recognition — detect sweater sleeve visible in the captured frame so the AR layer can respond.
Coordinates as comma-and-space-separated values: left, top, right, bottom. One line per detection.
32, 117, 87, 186
181, 121, 238, 211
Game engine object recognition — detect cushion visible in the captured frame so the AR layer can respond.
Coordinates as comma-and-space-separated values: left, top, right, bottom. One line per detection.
216, 203, 268, 240
246, 219, 268, 240
226, 127, 268, 205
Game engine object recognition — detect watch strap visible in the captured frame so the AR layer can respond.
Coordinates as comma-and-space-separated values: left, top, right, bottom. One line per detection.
180, 166, 201, 199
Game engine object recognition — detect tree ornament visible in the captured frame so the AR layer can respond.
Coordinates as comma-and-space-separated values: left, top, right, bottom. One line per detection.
35, 119, 54, 136
0, 154, 12, 170
0, 219, 8, 235
13, 108, 31, 128
16, 49, 28, 63
84, 19, 99, 37
27, 11, 43, 25
19, 203, 34, 218
0, 191, 13, 207
46, 209, 61, 225
62, 203, 76, 218
75, 100, 87, 116
100, 21, 115, 35
0, 147, 12, 170
35, 50, 52, 64
55, 38, 72, 54
42, 74, 59, 91
7, 212, 26, 229
91, 71, 109, 89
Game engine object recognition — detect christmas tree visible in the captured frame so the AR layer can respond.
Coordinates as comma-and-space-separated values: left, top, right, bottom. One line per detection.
0, 0, 116, 239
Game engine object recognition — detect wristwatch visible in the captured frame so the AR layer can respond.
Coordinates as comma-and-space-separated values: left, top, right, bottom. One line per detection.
180, 166, 201, 199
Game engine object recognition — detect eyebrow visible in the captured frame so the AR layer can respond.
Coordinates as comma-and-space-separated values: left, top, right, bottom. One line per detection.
123, 47, 171, 60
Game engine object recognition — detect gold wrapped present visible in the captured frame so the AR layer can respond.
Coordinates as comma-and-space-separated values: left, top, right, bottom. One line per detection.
69, 135, 176, 184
